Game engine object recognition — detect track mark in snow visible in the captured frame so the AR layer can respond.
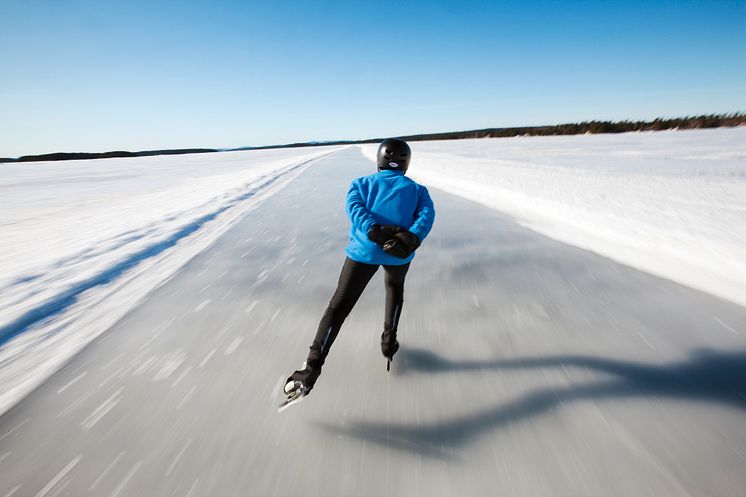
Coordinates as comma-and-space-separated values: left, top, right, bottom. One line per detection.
3, 484, 22, 497
121, 350, 149, 376
68, 355, 96, 376
109, 461, 142, 497
101, 352, 126, 370
99, 367, 124, 388
35, 455, 81, 497
245, 301, 258, 314
140, 318, 175, 350
0, 452, 10, 463
275, 417, 290, 446
0, 418, 29, 441
57, 391, 95, 418
171, 366, 192, 388
199, 348, 217, 368
152, 351, 186, 381
251, 268, 273, 288
714, 316, 739, 335
176, 386, 197, 411
213, 326, 230, 343
198, 284, 211, 294
636, 332, 656, 350
185, 479, 200, 497
80, 389, 122, 431
133, 356, 157, 375
88, 452, 125, 492
57, 372, 87, 394
194, 300, 211, 312
592, 403, 696, 497
224, 337, 245, 355
165, 439, 192, 476
270, 309, 281, 322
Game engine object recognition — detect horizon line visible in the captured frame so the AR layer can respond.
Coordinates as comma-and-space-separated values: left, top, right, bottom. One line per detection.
2, 111, 744, 163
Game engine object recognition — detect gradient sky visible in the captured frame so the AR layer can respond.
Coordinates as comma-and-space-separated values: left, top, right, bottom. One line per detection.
1, 0, 744, 157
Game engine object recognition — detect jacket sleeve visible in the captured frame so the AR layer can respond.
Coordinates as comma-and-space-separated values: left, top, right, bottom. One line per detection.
408, 186, 435, 242
346, 180, 377, 234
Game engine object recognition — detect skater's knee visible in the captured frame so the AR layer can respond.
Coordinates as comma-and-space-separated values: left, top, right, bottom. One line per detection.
384, 275, 406, 291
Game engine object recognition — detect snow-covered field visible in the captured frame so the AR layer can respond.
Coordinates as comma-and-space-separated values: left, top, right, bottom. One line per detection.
363, 127, 746, 308
1, 127, 744, 416
0, 146, 341, 414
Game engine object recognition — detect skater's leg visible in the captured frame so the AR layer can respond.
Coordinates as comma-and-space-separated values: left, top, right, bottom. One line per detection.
306, 257, 379, 369
381, 263, 410, 358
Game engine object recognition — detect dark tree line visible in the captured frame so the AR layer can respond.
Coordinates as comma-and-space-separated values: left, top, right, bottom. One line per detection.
397, 112, 746, 142
3, 148, 218, 164
2, 112, 743, 163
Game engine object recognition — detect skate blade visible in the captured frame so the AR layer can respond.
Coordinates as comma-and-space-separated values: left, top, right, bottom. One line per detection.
387, 358, 391, 372
278, 389, 307, 413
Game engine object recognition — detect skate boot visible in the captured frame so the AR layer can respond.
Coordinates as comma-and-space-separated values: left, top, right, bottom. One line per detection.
278, 361, 321, 412
381, 331, 399, 371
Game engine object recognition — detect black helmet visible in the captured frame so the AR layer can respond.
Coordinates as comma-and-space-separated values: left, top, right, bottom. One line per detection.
377, 138, 411, 173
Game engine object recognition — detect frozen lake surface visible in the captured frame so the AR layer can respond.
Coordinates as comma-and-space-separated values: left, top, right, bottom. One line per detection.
1, 143, 745, 497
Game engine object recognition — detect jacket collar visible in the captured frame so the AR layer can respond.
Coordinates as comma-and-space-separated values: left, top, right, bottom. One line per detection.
378, 169, 405, 176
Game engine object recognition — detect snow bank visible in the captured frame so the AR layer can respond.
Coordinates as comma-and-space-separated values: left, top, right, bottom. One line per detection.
362, 128, 746, 308
0, 146, 342, 415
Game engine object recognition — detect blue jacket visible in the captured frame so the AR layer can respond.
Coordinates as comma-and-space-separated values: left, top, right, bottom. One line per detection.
345, 169, 435, 265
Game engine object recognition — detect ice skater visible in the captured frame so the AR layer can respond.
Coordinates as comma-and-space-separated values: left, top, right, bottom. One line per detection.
280, 138, 435, 410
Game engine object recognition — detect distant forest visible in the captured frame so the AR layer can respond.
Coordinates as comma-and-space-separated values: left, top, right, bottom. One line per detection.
2, 112, 743, 163
0, 148, 217, 164
397, 112, 746, 142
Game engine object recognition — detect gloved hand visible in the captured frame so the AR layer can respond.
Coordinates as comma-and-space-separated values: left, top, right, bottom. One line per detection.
379, 225, 404, 237
383, 230, 420, 258
367, 224, 405, 246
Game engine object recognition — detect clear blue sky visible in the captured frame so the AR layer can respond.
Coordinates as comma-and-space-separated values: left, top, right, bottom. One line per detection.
1, 0, 744, 156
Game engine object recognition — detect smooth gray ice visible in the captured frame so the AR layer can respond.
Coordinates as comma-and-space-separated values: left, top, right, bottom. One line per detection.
1, 148, 745, 497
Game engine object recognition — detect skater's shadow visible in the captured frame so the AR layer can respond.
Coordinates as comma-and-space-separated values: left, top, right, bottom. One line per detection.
317, 347, 746, 460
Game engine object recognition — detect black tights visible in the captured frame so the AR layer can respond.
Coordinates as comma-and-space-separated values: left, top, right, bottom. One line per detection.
307, 257, 410, 367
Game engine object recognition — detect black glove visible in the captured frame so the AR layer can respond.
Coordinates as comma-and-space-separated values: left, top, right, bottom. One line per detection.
367, 224, 405, 246
383, 230, 420, 258
380, 225, 404, 237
